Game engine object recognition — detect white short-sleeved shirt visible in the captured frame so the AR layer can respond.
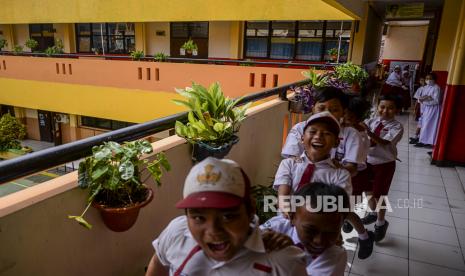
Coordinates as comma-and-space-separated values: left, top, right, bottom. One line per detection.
153, 216, 308, 276
364, 117, 404, 165
281, 121, 366, 170
357, 131, 370, 171
260, 216, 347, 276
273, 153, 352, 195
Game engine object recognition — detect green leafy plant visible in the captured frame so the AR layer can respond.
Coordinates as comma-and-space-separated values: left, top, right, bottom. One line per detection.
44, 38, 65, 56
154, 52, 168, 62
251, 183, 277, 224
302, 69, 330, 89
327, 47, 346, 57
68, 140, 171, 229
173, 82, 251, 146
130, 50, 145, 61
25, 38, 39, 51
0, 113, 27, 152
13, 44, 23, 55
0, 38, 7, 50
181, 39, 198, 52
334, 62, 369, 86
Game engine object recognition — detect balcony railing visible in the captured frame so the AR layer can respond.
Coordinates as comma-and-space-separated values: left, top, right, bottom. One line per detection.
0, 79, 309, 184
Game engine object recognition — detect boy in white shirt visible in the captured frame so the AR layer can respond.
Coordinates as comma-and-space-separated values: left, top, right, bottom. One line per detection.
275, 111, 374, 260
262, 182, 350, 276
361, 95, 404, 242
146, 157, 308, 276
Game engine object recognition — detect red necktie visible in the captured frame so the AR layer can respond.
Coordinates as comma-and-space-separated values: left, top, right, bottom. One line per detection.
370, 121, 384, 146
174, 245, 202, 276
297, 163, 315, 191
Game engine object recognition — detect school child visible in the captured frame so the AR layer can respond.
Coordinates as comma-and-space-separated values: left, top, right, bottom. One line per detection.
282, 87, 365, 178
410, 77, 426, 144
342, 97, 372, 201
262, 182, 350, 276
415, 73, 441, 148
146, 157, 308, 276
275, 111, 374, 259
361, 95, 404, 242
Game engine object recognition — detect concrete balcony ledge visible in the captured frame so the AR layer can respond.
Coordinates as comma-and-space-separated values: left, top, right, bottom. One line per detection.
0, 97, 293, 276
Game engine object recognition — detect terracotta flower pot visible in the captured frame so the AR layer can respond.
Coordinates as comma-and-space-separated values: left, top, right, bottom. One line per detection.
92, 187, 153, 232
351, 83, 361, 92
288, 98, 311, 114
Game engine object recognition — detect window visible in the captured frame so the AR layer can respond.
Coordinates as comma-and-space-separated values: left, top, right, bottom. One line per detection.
29, 24, 55, 52
170, 22, 209, 58
76, 23, 135, 54
244, 20, 352, 62
80, 116, 134, 130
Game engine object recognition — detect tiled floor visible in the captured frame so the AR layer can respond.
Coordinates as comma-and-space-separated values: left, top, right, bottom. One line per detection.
341, 113, 465, 276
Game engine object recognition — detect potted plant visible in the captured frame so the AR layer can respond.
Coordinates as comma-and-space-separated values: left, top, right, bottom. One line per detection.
0, 38, 8, 51
154, 52, 168, 62
251, 182, 277, 224
290, 69, 329, 113
173, 82, 250, 162
180, 39, 198, 56
25, 38, 39, 52
13, 44, 23, 55
327, 48, 346, 62
68, 140, 171, 232
130, 50, 145, 61
334, 62, 368, 93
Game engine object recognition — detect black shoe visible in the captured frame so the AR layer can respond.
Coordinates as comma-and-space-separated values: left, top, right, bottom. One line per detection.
374, 221, 389, 242
342, 221, 354, 233
358, 231, 375, 259
361, 213, 377, 225
409, 137, 419, 144
427, 151, 432, 156
414, 142, 426, 147
425, 144, 433, 149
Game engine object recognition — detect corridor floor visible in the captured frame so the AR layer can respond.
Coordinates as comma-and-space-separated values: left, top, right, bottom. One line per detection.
341, 112, 465, 276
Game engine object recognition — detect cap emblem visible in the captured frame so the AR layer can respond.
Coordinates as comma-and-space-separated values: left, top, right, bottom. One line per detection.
197, 164, 222, 185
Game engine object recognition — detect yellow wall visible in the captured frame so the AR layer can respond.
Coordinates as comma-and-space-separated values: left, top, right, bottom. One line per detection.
382, 25, 429, 61
146, 22, 170, 56
433, 0, 463, 71
0, 78, 187, 123
0, 0, 355, 24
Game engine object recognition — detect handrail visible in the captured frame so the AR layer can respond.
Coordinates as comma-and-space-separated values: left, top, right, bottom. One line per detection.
0, 51, 336, 68
0, 79, 311, 184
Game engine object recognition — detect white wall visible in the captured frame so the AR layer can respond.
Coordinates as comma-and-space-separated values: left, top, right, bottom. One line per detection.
146, 22, 170, 56
208, 21, 232, 58
382, 25, 428, 61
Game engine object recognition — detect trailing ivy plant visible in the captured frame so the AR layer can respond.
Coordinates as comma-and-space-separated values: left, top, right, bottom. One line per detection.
173, 82, 250, 146
68, 140, 171, 229
0, 113, 27, 152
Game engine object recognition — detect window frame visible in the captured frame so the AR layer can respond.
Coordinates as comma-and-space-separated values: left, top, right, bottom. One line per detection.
80, 116, 134, 131
75, 23, 136, 54
244, 20, 352, 62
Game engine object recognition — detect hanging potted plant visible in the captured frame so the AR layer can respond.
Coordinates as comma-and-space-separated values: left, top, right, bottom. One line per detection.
68, 140, 171, 232
180, 39, 198, 56
291, 69, 330, 113
173, 82, 250, 162
334, 62, 368, 93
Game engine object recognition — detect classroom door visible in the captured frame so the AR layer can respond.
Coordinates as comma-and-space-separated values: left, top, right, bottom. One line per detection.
38, 110, 53, 142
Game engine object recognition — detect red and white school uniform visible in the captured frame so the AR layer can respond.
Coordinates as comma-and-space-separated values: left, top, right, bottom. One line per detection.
153, 216, 308, 276
364, 117, 404, 198
274, 153, 352, 195
261, 216, 347, 276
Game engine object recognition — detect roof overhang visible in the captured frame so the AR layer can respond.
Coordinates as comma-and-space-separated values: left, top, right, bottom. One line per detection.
0, 0, 360, 24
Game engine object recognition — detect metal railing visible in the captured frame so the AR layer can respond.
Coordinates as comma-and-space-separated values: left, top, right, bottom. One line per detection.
0, 79, 310, 184
0, 51, 336, 68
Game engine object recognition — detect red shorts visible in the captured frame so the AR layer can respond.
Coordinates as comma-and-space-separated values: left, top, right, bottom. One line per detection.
367, 161, 396, 198
351, 168, 372, 196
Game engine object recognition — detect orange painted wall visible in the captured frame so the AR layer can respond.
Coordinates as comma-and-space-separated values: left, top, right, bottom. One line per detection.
0, 56, 305, 97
